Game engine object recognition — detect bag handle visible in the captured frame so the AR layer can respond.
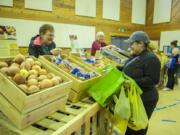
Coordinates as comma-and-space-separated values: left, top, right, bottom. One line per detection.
113, 85, 129, 104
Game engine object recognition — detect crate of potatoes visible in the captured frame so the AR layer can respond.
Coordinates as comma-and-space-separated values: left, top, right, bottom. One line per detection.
0, 54, 72, 129
39, 55, 101, 102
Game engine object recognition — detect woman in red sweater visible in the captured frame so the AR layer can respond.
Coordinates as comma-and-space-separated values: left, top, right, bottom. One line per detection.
91, 31, 107, 56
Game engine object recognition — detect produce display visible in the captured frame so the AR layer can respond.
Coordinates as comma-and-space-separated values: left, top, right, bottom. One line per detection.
69, 53, 119, 75
50, 55, 98, 81
0, 54, 63, 94
0, 25, 16, 39
101, 46, 129, 64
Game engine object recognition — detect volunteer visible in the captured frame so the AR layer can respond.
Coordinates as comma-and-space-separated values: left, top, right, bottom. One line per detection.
28, 24, 56, 57
91, 31, 106, 56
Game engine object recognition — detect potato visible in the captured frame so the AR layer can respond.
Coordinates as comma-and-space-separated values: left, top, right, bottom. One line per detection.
38, 75, 47, 81
47, 73, 55, 79
29, 70, 38, 76
7, 66, 20, 76
25, 58, 34, 66
54, 76, 63, 83
20, 61, 31, 70
34, 61, 42, 67
28, 85, 40, 92
51, 77, 60, 86
0, 61, 8, 68
38, 69, 47, 75
27, 79, 38, 86
20, 69, 29, 78
28, 74, 38, 80
11, 63, 20, 68
18, 84, 28, 91
14, 54, 25, 64
39, 79, 53, 89
13, 74, 26, 84
32, 65, 41, 71
0, 67, 9, 74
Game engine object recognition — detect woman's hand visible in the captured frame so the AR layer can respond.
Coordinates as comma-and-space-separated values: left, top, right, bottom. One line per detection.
124, 80, 131, 90
51, 48, 62, 56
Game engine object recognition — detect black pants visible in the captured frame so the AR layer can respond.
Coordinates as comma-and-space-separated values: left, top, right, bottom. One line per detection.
166, 68, 175, 89
125, 99, 158, 135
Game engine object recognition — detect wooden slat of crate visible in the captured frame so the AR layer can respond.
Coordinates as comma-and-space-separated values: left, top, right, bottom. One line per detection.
52, 102, 100, 135
0, 57, 72, 114
0, 72, 26, 111
0, 112, 53, 135
35, 119, 65, 131
49, 112, 75, 123
21, 96, 67, 128
25, 83, 71, 113
68, 89, 88, 103
66, 101, 91, 109
84, 119, 90, 135
30, 100, 99, 135
0, 39, 17, 49
0, 100, 102, 135
0, 93, 68, 129
91, 114, 98, 135
64, 105, 86, 116
22, 126, 54, 135
74, 128, 81, 135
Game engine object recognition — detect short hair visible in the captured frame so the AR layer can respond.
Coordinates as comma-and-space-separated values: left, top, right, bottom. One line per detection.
171, 40, 178, 47
39, 24, 54, 34
96, 31, 105, 37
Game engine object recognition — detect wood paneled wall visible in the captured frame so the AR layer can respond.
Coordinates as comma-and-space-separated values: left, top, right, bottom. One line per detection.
145, 0, 180, 40
0, 0, 144, 44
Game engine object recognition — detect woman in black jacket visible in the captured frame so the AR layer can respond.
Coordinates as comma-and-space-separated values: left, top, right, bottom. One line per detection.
28, 24, 56, 58
118, 31, 161, 135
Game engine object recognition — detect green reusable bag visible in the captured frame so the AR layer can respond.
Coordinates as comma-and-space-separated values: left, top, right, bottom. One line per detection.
88, 68, 125, 107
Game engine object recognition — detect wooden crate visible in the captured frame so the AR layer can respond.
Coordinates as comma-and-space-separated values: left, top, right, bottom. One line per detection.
0, 98, 106, 135
0, 40, 19, 57
39, 56, 101, 102
0, 48, 19, 57
0, 93, 68, 129
0, 57, 72, 114
0, 39, 18, 49
68, 89, 88, 103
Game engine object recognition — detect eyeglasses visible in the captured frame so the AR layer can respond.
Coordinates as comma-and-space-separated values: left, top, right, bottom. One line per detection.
45, 33, 54, 37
